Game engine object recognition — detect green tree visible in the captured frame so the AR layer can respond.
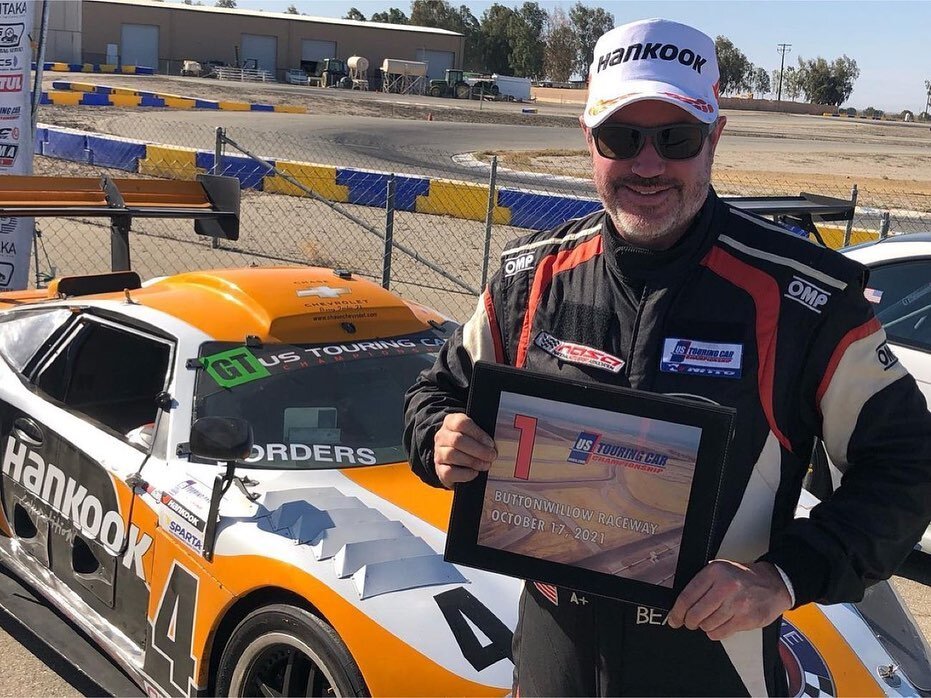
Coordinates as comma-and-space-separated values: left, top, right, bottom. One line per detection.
458, 5, 483, 71
507, 2, 546, 78
714, 36, 752, 95
796, 55, 859, 105
750, 66, 770, 98
344, 7, 366, 20
568, 3, 614, 81
285, 4, 299, 14
544, 7, 575, 82
411, 0, 462, 30
214, 0, 236, 7
479, 4, 516, 75
371, 8, 409, 24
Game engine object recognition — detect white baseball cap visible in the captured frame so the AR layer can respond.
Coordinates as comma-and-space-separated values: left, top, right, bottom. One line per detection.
583, 18, 720, 128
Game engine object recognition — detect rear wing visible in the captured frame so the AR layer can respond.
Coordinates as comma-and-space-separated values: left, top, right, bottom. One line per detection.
0, 174, 240, 271
721, 191, 856, 247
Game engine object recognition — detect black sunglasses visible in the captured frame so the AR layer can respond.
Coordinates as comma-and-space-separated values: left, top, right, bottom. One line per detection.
592, 122, 715, 161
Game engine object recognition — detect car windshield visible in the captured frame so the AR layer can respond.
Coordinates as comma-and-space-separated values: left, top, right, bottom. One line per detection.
866, 259, 931, 352
193, 329, 448, 469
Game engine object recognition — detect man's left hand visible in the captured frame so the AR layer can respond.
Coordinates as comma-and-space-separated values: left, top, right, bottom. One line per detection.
666, 560, 793, 641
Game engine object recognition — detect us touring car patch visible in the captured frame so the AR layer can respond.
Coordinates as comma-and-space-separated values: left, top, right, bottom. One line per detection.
534, 331, 624, 373
660, 338, 743, 378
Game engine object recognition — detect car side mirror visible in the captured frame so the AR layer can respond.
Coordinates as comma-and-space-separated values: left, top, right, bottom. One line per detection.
189, 417, 254, 462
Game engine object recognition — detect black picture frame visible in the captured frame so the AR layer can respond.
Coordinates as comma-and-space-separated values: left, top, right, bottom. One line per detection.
445, 361, 736, 609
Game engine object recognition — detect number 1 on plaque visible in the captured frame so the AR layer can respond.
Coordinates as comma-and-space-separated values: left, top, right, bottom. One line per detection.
512, 413, 538, 480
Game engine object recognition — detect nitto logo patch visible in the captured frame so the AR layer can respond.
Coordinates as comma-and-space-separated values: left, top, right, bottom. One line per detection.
785, 276, 830, 314
503, 252, 534, 277
660, 338, 742, 378
534, 331, 625, 373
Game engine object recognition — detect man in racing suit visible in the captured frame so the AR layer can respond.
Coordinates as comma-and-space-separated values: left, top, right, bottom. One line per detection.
404, 19, 931, 696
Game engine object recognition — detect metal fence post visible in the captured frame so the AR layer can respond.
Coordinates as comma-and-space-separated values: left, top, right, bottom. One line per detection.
382, 174, 396, 289
843, 183, 858, 247
879, 211, 890, 239
211, 127, 225, 248
480, 155, 499, 290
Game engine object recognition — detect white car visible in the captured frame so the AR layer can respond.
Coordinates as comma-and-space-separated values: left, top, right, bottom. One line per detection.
285, 68, 310, 85
808, 233, 931, 554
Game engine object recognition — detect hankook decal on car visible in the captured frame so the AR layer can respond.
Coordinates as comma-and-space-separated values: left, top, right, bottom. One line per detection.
2, 437, 152, 580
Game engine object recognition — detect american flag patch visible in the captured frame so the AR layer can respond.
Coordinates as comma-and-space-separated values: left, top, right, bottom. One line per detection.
533, 582, 558, 606
864, 287, 883, 304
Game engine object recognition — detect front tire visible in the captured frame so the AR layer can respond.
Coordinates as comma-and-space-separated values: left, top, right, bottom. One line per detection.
216, 604, 367, 697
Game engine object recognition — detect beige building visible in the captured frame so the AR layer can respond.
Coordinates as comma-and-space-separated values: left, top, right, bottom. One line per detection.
42, 0, 464, 83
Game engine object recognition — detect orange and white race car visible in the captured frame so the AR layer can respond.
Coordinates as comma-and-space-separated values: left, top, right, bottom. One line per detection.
0, 265, 928, 697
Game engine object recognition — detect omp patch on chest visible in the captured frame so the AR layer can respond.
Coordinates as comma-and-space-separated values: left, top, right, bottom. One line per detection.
660, 338, 743, 378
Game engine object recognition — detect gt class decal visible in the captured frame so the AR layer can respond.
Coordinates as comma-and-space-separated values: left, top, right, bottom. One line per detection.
1, 437, 152, 579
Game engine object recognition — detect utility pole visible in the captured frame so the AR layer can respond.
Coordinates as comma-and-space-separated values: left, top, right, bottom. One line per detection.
776, 43, 792, 102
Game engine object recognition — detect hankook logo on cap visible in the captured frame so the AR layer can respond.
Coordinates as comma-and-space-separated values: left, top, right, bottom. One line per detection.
296, 285, 351, 298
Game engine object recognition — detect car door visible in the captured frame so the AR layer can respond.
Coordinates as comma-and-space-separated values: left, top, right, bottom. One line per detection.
17, 311, 173, 647
0, 307, 76, 560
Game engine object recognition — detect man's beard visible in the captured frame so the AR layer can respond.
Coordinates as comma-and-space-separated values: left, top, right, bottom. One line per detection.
594, 157, 712, 249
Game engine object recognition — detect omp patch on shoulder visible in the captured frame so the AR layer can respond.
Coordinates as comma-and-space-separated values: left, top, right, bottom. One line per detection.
502, 251, 535, 278
534, 331, 625, 373
660, 338, 743, 378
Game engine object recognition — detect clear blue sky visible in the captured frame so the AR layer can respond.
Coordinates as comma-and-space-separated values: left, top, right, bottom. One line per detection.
223, 0, 930, 112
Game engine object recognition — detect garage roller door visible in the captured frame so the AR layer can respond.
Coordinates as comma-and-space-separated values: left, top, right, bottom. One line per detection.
302, 39, 337, 62
120, 24, 157, 68
241, 33, 277, 74
416, 49, 453, 80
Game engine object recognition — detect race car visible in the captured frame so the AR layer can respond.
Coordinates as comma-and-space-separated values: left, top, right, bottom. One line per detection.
806, 233, 931, 554
0, 264, 929, 697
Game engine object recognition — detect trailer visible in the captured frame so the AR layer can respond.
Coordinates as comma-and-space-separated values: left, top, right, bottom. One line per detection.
491, 74, 532, 101
381, 59, 428, 95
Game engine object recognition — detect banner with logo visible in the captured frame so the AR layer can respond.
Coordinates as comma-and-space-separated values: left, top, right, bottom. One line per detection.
0, 0, 33, 290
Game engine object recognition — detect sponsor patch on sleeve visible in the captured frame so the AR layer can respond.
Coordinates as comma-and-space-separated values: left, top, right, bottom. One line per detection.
534, 331, 625, 373
660, 338, 743, 378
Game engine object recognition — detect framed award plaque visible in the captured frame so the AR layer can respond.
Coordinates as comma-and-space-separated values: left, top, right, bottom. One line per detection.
445, 361, 736, 609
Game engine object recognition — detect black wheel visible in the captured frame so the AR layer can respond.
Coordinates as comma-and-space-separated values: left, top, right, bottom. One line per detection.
490, 84, 500, 96
429, 85, 443, 98
454, 83, 471, 99
216, 604, 367, 697
803, 440, 834, 501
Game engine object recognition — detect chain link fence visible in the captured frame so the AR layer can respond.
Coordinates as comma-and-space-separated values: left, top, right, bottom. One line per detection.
28, 106, 931, 321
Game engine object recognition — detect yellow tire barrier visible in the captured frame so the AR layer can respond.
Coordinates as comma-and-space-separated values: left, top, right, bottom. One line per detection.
263, 161, 349, 202
139, 145, 202, 180
416, 179, 511, 225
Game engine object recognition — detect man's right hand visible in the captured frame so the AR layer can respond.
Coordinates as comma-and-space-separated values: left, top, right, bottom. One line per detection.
433, 413, 497, 488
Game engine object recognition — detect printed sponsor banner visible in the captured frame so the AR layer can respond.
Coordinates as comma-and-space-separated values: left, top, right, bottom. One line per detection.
0, 0, 32, 289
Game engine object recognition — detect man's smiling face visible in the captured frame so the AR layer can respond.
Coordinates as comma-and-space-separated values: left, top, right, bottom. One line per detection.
583, 100, 726, 250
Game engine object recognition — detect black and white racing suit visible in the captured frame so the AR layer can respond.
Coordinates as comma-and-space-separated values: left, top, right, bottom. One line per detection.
404, 191, 931, 696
